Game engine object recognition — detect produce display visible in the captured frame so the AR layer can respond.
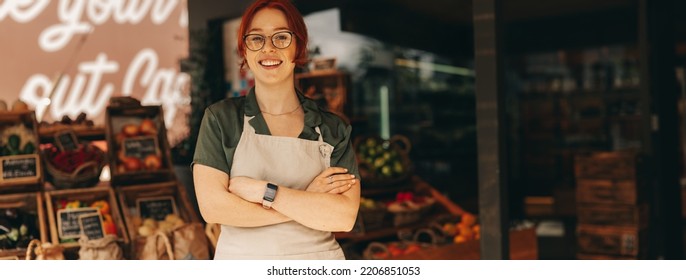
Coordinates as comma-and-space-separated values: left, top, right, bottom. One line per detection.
113, 118, 164, 173
359, 197, 385, 210
55, 199, 117, 243
0, 99, 30, 113
42, 143, 105, 174
356, 137, 407, 179
0, 124, 37, 157
0, 208, 40, 250
386, 191, 435, 213
38, 112, 97, 135
440, 213, 480, 244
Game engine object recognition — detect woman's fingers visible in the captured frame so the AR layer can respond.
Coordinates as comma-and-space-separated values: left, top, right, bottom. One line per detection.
320, 167, 348, 179
307, 167, 355, 193
326, 174, 355, 186
327, 183, 353, 194
324, 176, 356, 192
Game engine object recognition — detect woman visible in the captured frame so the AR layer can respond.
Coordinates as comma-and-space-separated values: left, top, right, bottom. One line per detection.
192, 0, 360, 260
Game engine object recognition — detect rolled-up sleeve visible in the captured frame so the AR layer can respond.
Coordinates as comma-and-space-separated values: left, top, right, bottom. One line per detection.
330, 123, 360, 179
192, 108, 232, 175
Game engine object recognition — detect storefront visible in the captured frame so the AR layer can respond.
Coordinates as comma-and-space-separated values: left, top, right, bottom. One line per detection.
0, 0, 685, 261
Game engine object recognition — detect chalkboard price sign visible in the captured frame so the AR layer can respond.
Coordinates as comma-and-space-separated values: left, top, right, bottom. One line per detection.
1, 154, 40, 183
137, 196, 177, 221
55, 130, 79, 151
79, 213, 105, 240
123, 136, 159, 159
57, 207, 99, 239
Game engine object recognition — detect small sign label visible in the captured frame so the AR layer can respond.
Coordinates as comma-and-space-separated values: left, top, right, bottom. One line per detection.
123, 136, 159, 159
1, 154, 40, 183
57, 207, 99, 240
137, 196, 177, 221
55, 130, 79, 151
79, 213, 105, 240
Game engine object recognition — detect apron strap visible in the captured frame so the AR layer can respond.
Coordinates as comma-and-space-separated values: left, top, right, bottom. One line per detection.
314, 126, 324, 143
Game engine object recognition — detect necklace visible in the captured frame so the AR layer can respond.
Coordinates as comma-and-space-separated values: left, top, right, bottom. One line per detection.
261, 103, 302, 116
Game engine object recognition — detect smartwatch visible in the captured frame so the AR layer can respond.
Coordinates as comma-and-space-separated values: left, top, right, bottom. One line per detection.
262, 183, 278, 209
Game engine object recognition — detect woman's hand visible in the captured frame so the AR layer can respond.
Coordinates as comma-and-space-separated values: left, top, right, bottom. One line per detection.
229, 176, 268, 204
306, 167, 356, 194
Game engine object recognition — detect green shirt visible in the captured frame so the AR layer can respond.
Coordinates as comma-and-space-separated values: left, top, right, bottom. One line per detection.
192, 87, 360, 179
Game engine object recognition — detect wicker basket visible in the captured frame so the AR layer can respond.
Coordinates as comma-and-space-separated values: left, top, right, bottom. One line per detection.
388, 199, 436, 227
354, 134, 413, 188
42, 144, 106, 189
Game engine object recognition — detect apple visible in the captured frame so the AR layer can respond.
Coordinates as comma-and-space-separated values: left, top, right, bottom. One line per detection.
139, 118, 157, 135
121, 124, 140, 137
143, 154, 162, 170
122, 156, 142, 171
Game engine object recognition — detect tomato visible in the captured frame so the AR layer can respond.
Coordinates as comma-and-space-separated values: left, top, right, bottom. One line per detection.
90, 200, 110, 215
103, 220, 117, 235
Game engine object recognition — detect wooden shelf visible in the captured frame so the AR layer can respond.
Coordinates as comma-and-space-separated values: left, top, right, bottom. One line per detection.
390, 228, 538, 260
335, 214, 439, 242
39, 126, 106, 142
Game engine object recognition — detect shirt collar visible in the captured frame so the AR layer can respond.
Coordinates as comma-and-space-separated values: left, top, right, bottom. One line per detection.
244, 87, 322, 137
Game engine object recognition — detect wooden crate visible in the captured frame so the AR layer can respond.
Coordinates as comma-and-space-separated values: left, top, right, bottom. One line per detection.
44, 186, 129, 253
115, 181, 202, 259
0, 192, 48, 259
577, 203, 648, 227
574, 150, 638, 180
576, 224, 645, 257
0, 111, 43, 194
576, 179, 639, 204
105, 104, 175, 186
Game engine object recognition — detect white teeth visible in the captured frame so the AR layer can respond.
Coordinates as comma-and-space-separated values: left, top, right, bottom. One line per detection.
260, 60, 281, 66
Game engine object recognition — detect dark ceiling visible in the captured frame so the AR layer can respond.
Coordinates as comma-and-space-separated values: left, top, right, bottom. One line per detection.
292, 0, 685, 60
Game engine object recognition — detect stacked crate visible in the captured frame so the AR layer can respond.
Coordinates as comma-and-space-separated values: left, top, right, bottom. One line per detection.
574, 150, 648, 259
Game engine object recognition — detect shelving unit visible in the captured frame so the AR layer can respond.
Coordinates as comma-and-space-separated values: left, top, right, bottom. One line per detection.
295, 70, 351, 120
339, 175, 537, 260
512, 46, 643, 207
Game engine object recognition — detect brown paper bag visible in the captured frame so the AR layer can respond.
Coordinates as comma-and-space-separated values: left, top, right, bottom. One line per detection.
139, 231, 174, 260
78, 235, 123, 260
171, 223, 209, 260
25, 239, 65, 260
138, 223, 209, 260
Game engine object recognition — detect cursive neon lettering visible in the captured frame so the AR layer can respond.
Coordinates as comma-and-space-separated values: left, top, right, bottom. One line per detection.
18, 74, 52, 121
39, 0, 92, 52
0, 0, 50, 23
19, 53, 118, 121
87, 0, 113, 25
150, 0, 176, 24
113, 0, 153, 24
38, 0, 181, 52
122, 49, 190, 126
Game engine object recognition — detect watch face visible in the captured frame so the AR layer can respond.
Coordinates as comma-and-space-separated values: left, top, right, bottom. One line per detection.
264, 186, 277, 202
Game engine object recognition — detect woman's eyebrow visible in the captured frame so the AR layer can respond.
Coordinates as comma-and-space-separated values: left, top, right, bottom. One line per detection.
246, 27, 290, 34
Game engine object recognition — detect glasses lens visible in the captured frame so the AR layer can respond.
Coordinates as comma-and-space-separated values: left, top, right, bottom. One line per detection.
245, 34, 265, 51
272, 32, 292, 49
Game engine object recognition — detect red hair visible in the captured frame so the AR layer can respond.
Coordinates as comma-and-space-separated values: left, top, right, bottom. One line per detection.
237, 0, 309, 69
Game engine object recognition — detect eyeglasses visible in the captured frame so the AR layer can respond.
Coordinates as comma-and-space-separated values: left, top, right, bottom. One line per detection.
243, 31, 294, 51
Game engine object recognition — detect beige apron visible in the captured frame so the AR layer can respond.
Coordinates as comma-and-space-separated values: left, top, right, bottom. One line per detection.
214, 115, 345, 260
